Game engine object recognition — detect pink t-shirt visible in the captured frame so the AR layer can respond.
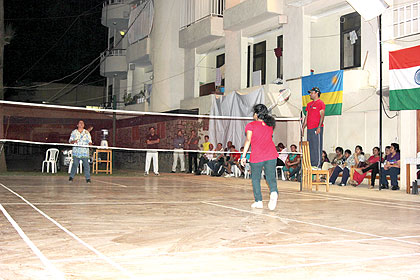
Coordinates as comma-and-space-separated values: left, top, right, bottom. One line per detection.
245, 121, 278, 163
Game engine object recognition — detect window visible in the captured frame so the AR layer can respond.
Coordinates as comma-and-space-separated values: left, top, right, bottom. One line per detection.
340, 12, 361, 69
277, 35, 283, 80
216, 54, 225, 86
253, 41, 266, 85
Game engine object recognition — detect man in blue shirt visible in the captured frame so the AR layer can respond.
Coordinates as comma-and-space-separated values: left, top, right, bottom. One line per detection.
69, 120, 92, 183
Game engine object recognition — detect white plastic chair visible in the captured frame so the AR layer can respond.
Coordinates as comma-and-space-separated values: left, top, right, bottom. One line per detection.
68, 150, 83, 174
42, 148, 59, 173
244, 165, 265, 179
232, 164, 242, 177
276, 166, 286, 180
203, 163, 211, 175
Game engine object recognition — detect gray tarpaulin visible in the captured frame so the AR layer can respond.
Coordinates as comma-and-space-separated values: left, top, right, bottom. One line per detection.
209, 88, 265, 149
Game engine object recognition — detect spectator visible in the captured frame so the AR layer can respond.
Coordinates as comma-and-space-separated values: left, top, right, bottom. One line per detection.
196, 143, 214, 175
145, 127, 160, 176
322, 147, 345, 176
172, 130, 186, 173
350, 147, 381, 188
200, 135, 211, 151
329, 149, 351, 186
322, 151, 330, 164
238, 146, 250, 175
187, 130, 200, 173
283, 144, 301, 180
380, 143, 400, 190
207, 143, 225, 175
224, 145, 241, 177
276, 143, 287, 176
331, 146, 365, 186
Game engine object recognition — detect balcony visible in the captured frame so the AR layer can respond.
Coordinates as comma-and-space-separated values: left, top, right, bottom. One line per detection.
100, 49, 128, 79
126, 37, 151, 66
101, 0, 130, 29
179, 0, 225, 49
223, 0, 285, 32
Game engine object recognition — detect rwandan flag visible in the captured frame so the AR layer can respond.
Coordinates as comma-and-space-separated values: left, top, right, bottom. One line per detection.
389, 45, 420, 111
302, 70, 343, 116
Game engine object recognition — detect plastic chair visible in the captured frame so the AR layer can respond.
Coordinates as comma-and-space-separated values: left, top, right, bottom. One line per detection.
203, 163, 211, 175
68, 150, 83, 174
42, 148, 59, 173
232, 164, 242, 177
276, 166, 286, 180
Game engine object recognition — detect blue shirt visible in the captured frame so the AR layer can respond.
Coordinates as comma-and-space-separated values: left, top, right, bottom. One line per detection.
69, 129, 92, 158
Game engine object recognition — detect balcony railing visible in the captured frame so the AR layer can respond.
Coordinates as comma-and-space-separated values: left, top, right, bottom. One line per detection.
180, 0, 225, 30
393, 1, 420, 38
101, 49, 127, 59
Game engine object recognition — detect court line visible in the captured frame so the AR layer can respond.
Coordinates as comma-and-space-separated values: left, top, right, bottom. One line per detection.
176, 252, 420, 277
93, 179, 128, 188
50, 234, 420, 264
202, 201, 420, 247
279, 189, 420, 211
0, 183, 136, 279
0, 203, 65, 280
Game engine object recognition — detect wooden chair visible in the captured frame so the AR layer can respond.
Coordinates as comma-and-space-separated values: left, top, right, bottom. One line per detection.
300, 141, 330, 192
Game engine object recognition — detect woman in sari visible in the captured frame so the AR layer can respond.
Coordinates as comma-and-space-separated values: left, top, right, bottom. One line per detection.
349, 147, 380, 188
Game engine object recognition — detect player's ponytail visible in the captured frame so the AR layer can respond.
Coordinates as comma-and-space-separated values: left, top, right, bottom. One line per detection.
253, 104, 276, 128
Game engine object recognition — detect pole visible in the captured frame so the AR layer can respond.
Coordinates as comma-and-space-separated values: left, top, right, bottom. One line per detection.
300, 111, 303, 192
378, 14, 383, 190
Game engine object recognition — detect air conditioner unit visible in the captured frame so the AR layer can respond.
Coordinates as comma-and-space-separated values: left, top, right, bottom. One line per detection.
129, 63, 136, 71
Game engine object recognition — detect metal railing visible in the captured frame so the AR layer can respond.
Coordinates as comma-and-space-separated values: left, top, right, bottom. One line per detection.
100, 49, 127, 59
393, 1, 420, 38
180, 0, 225, 30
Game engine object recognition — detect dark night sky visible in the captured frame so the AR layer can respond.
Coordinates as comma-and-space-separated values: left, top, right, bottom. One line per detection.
4, 0, 107, 87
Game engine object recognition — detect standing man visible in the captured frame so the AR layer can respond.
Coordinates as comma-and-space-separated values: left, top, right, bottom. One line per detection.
302, 87, 325, 168
172, 129, 186, 173
145, 127, 160, 176
69, 120, 92, 183
187, 130, 199, 173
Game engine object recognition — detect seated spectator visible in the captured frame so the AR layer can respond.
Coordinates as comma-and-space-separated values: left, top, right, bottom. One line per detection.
329, 149, 351, 186
380, 143, 400, 190
349, 147, 380, 188
330, 146, 365, 186
224, 145, 241, 177
196, 143, 214, 175
207, 143, 226, 176
322, 151, 329, 164
322, 147, 345, 176
282, 144, 301, 180
276, 143, 288, 177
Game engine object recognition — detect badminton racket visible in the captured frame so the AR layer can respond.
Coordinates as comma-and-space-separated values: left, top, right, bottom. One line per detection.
268, 88, 291, 111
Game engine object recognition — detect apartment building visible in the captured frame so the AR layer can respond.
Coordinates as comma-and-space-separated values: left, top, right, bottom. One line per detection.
100, 0, 420, 189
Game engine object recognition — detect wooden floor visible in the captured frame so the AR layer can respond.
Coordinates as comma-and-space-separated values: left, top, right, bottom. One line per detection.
1, 173, 420, 280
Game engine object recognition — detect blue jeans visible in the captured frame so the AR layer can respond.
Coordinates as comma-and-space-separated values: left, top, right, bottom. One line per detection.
250, 159, 278, 202
329, 165, 350, 185
307, 127, 323, 168
70, 157, 90, 180
380, 167, 400, 186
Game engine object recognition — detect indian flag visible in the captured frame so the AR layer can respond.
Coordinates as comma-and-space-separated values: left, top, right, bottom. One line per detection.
389, 45, 420, 111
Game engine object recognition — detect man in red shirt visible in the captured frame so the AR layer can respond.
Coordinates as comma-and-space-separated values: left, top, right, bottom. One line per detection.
302, 87, 325, 168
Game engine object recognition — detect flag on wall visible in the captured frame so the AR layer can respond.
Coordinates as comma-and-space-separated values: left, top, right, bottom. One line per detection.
389, 45, 420, 111
302, 70, 343, 116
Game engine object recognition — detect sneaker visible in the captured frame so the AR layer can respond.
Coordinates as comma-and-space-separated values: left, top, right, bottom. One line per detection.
224, 174, 231, 178
69, 177, 73, 182
339, 183, 346, 187
144, 172, 149, 176
171, 171, 175, 173
230, 173, 235, 177
251, 201, 263, 209
268, 192, 278, 210
86, 179, 91, 184
379, 184, 389, 190
154, 172, 160, 176
391, 185, 400, 191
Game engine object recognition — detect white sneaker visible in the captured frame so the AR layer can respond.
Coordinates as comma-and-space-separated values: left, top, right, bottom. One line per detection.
224, 174, 231, 178
251, 201, 263, 209
268, 192, 278, 210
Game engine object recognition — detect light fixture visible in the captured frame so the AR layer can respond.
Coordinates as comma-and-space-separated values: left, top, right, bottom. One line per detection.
119, 30, 125, 36
346, 0, 389, 20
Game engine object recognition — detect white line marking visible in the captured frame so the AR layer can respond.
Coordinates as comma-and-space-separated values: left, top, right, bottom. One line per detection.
0, 203, 65, 280
0, 183, 136, 279
93, 179, 128, 188
51, 234, 420, 264
178, 252, 420, 277
202, 201, 420, 247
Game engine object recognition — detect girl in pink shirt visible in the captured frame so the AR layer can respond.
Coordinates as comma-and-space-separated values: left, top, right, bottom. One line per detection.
241, 104, 278, 210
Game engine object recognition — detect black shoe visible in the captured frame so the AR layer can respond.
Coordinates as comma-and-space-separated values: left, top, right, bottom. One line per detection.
69, 177, 73, 182
86, 179, 91, 184
379, 184, 389, 190
171, 171, 175, 173
391, 185, 400, 190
